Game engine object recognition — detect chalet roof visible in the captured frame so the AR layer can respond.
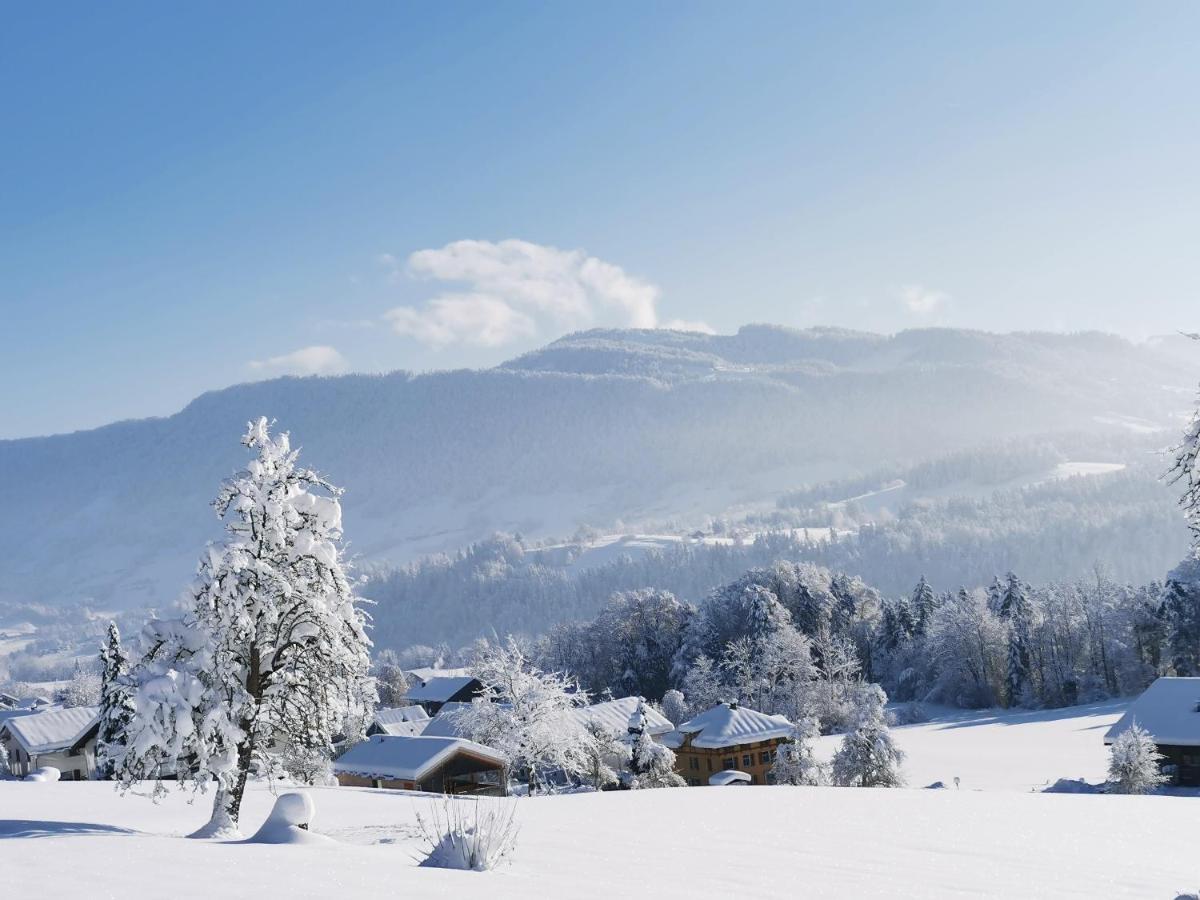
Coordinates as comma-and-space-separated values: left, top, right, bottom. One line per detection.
406, 676, 479, 703
372, 706, 430, 727
1104, 677, 1200, 747
420, 702, 473, 738
333, 735, 504, 782
663, 702, 792, 750
572, 696, 673, 738
0, 705, 99, 754
404, 666, 472, 686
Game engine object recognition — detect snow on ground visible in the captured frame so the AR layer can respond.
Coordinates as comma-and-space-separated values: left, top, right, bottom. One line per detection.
815, 699, 1129, 792
2, 701, 1198, 898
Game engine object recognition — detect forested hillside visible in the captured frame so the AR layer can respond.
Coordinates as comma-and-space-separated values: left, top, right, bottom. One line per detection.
1, 326, 1196, 613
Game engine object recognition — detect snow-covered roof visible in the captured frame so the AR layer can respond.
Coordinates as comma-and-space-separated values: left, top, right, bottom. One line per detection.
1104, 677, 1200, 747
404, 666, 472, 686
664, 702, 792, 750
372, 705, 430, 727
0, 705, 99, 754
406, 676, 479, 703
709, 769, 751, 786
572, 696, 673, 738
376, 720, 427, 738
420, 702, 472, 738
333, 735, 504, 782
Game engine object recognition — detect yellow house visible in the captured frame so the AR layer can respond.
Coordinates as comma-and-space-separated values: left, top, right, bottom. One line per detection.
663, 701, 792, 786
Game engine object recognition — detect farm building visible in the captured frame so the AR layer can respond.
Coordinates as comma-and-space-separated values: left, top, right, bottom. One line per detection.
333, 734, 506, 795
406, 676, 484, 715
1105, 677, 1200, 786
0, 705, 100, 780
572, 695, 674, 741
663, 701, 793, 786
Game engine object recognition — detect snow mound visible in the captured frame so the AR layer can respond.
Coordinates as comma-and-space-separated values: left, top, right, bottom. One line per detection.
1042, 778, 1104, 794
246, 791, 334, 845
24, 766, 60, 782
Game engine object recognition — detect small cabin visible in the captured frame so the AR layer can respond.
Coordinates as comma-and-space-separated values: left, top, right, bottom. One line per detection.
333, 734, 507, 796
405, 676, 484, 716
663, 701, 793, 786
1105, 677, 1200, 786
0, 705, 100, 780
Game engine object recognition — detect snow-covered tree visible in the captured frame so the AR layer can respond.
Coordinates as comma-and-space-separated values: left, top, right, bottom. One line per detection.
1107, 723, 1169, 794
659, 688, 688, 729
680, 655, 724, 716
771, 717, 824, 786
59, 661, 101, 708
831, 684, 904, 787
116, 418, 374, 836
0, 738, 9, 778
999, 573, 1034, 706
96, 622, 135, 779
457, 637, 590, 792
579, 719, 629, 790
626, 699, 685, 789
911, 576, 938, 637
1168, 384, 1200, 543
1162, 555, 1200, 676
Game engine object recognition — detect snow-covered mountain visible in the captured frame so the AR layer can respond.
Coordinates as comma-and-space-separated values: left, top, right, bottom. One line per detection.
3, 325, 1197, 610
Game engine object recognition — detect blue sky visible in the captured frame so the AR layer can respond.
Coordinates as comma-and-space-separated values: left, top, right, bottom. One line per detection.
3, 2, 1199, 438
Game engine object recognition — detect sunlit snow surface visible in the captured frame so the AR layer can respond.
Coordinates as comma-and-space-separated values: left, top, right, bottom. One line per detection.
3, 699, 1199, 897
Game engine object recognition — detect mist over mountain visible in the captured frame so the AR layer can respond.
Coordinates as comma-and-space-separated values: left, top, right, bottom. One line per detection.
2, 325, 1197, 614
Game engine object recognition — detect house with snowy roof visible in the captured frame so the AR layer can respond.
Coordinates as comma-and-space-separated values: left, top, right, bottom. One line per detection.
333, 734, 506, 795
572, 695, 674, 741
366, 705, 431, 738
406, 676, 484, 715
403, 666, 473, 688
662, 701, 793, 786
0, 705, 100, 780
1104, 677, 1200, 786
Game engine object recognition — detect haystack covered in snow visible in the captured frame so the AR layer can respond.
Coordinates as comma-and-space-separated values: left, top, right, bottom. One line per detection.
663, 702, 792, 786
334, 734, 506, 795
0, 705, 99, 781
367, 705, 431, 738
1104, 677, 1200, 786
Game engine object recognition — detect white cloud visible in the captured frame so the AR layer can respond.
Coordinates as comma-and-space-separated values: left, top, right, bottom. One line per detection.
385, 293, 536, 348
385, 239, 669, 348
899, 284, 951, 316
247, 345, 349, 377
662, 318, 716, 334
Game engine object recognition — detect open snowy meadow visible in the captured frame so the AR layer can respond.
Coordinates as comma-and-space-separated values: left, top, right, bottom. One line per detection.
4, 700, 1197, 899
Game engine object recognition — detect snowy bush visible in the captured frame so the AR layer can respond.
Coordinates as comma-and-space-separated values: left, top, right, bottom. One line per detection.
832, 684, 905, 788
1106, 723, 1169, 794
580, 720, 629, 790
281, 744, 335, 786
888, 701, 929, 726
0, 741, 10, 779
416, 800, 520, 872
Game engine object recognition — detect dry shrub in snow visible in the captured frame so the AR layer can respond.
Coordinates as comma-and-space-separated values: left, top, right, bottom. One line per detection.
416, 799, 520, 871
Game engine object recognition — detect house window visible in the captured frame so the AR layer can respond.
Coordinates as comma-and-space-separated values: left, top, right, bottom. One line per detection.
742, 754, 752, 768
759, 751, 770, 765
689, 756, 700, 770
706, 758, 712, 771
722, 758, 736, 770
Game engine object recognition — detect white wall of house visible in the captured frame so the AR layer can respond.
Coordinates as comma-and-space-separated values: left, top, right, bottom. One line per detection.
4, 738, 96, 780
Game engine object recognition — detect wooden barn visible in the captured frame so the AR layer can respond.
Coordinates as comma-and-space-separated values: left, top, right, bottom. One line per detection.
662, 701, 793, 786
333, 734, 506, 795
1105, 677, 1200, 786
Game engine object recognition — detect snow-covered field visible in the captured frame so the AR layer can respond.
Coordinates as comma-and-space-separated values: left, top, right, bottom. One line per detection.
3, 700, 1198, 898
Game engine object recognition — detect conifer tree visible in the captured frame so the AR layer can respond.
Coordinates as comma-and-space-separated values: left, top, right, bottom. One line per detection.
911, 576, 938, 637
96, 622, 135, 780
626, 698, 685, 789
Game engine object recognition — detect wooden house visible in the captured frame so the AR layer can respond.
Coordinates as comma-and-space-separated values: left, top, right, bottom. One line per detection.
663, 701, 792, 786
405, 676, 484, 716
0, 705, 100, 780
1105, 677, 1200, 786
333, 734, 506, 795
